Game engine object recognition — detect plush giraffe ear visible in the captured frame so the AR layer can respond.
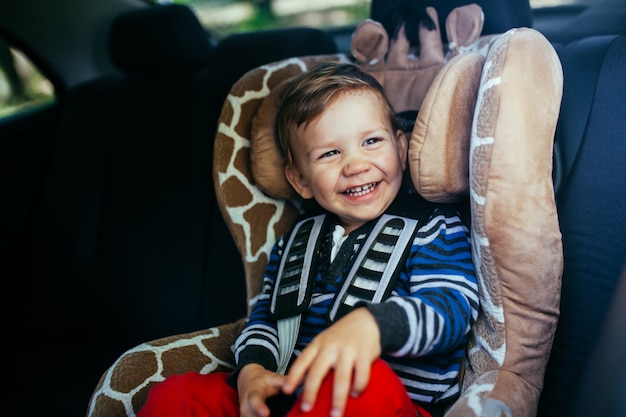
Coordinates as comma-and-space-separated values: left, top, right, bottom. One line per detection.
416, 6, 444, 69
351, 19, 388, 71
362, 6, 444, 116
446, 3, 484, 56
385, 6, 443, 71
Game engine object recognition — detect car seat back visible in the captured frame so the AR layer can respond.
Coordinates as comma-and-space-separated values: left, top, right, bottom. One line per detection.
538, 33, 626, 417
573, 265, 626, 416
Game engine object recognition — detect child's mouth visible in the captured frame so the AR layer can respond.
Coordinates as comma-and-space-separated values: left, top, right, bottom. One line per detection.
344, 182, 377, 197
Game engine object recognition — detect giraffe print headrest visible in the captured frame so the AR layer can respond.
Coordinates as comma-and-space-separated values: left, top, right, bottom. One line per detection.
250, 74, 300, 200
249, 51, 485, 203
250, 4, 492, 203
249, 57, 344, 201
408, 50, 484, 203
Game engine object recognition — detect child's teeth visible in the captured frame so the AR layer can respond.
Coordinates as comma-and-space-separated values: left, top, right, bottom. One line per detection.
347, 183, 375, 196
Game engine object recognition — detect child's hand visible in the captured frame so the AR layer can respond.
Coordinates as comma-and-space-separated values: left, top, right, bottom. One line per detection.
282, 307, 382, 417
237, 364, 285, 417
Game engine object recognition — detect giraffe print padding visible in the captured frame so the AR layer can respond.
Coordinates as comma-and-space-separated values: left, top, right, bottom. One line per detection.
213, 54, 346, 305
444, 28, 563, 417
87, 319, 246, 417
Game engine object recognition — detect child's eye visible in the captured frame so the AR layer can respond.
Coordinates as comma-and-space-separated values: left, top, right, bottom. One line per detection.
319, 149, 339, 159
364, 137, 382, 146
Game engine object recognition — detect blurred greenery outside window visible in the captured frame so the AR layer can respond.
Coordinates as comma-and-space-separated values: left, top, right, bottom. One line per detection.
152, 0, 367, 37
149, 0, 590, 38
0, 37, 55, 120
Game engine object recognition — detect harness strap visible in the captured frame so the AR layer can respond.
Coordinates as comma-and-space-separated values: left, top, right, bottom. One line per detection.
276, 315, 301, 375
270, 215, 326, 317
272, 194, 439, 373
329, 215, 419, 321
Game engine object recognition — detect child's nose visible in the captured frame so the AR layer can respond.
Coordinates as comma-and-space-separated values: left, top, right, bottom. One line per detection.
343, 154, 370, 176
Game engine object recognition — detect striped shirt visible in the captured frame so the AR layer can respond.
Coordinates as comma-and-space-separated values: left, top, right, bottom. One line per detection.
233, 202, 478, 406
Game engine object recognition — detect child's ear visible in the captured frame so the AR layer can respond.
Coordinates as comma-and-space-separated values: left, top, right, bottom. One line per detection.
285, 163, 314, 199
396, 130, 408, 170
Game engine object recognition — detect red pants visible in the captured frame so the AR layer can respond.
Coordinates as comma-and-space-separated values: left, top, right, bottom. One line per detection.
138, 359, 431, 417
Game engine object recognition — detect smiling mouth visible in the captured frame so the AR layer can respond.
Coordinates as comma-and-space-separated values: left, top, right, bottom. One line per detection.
344, 182, 377, 197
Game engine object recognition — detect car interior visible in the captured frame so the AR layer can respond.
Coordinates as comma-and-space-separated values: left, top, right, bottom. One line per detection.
1, 0, 624, 416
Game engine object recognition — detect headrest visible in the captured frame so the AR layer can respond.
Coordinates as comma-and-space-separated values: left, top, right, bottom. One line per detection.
371, 0, 532, 43
249, 5, 488, 202
251, 77, 300, 200
351, 6, 446, 116
409, 51, 484, 202
350, 4, 485, 120
248, 51, 486, 203
109, 4, 213, 76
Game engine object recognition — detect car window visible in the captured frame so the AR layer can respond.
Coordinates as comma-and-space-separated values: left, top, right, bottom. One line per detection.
147, 0, 592, 38
149, 0, 369, 37
532, 0, 588, 6
0, 36, 55, 120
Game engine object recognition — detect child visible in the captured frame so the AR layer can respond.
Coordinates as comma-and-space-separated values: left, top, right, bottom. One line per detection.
137, 62, 478, 417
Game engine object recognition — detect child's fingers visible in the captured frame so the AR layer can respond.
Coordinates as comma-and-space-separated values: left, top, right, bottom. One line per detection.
282, 346, 317, 394
267, 374, 286, 390
241, 389, 270, 417
330, 357, 354, 417
299, 352, 336, 412
350, 357, 372, 396
250, 394, 271, 417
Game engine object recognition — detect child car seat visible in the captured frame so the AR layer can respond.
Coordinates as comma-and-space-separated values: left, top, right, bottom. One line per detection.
86, 4, 564, 416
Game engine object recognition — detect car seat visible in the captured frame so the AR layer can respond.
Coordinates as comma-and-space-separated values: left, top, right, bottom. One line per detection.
85, 4, 564, 416
538, 33, 626, 417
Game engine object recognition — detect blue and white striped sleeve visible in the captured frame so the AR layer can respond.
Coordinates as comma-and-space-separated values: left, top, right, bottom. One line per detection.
367, 205, 478, 358
232, 237, 285, 374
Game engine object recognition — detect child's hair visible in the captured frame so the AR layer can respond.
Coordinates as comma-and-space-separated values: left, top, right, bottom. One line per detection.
275, 61, 399, 164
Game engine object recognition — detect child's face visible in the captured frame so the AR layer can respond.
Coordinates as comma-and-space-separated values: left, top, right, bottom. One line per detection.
285, 90, 407, 234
